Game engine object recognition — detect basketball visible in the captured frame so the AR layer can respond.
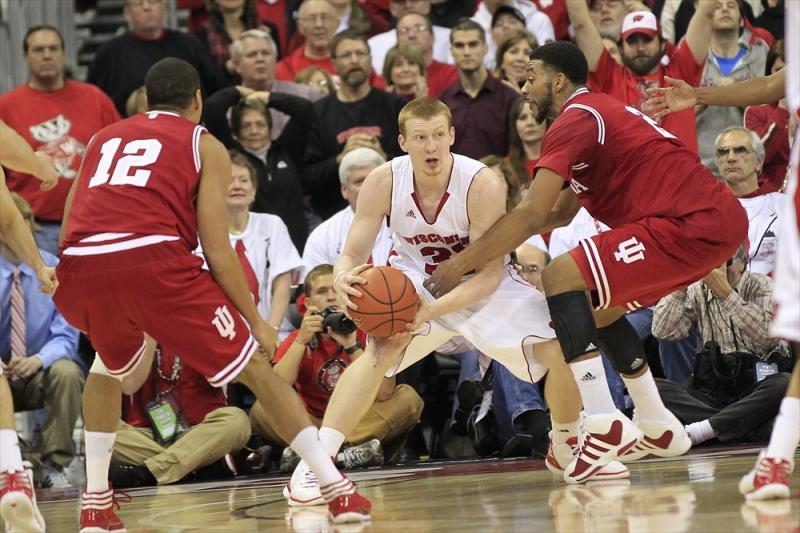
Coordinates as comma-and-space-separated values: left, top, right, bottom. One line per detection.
349, 266, 420, 338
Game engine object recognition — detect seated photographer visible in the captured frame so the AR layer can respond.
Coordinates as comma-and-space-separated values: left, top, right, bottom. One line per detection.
652, 243, 792, 446
109, 345, 251, 487
250, 264, 423, 469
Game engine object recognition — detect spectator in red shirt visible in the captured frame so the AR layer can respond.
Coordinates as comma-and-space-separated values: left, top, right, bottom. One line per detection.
395, 12, 459, 97
250, 264, 423, 467
0, 25, 120, 256
109, 346, 251, 487
743, 39, 789, 194
567, 2, 715, 153
507, 96, 547, 183
275, 0, 339, 81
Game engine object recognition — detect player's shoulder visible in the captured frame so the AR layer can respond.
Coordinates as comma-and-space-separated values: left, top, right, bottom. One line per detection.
366, 160, 394, 184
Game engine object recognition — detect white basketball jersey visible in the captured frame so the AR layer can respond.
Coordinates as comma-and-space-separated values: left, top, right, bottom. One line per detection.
388, 154, 485, 277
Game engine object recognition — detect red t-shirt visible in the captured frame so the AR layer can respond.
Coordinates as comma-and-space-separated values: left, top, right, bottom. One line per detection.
63, 112, 205, 252
588, 43, 704, 154
743, 103, 791, 194
275, 46, 336, 81
427, 60, 459, 97
534, 88, 734, 229
274, 329, 366, 418
122, 351, 227, 428
0, 80, 120, 222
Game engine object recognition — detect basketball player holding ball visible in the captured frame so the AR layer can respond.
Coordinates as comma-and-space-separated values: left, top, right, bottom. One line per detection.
285, 97, 629, 506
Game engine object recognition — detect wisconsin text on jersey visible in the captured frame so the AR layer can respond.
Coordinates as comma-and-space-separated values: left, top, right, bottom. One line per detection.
401, 232, 470, 249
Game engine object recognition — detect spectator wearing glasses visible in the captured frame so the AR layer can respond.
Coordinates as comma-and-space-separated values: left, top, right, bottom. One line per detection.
368, 0, 453, 74
714, 126, 784, 275
275, 0, 339, 81
395, 12, 458, 97
566, 1, 716, 152
304, 30, 405, 220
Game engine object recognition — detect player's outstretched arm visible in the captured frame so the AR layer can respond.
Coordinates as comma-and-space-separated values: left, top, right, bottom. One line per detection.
565, 0, 604, 71
197, 134, 276, 353
683, 0, 716, 64
425, 167, 565, 297
645, 69, 786, 120
0, 120, 59, 190
0, 174, 56, 292
334, 163, 392, 311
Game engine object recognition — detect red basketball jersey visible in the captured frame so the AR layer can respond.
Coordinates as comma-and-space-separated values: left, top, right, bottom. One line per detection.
534, 88, 737, 230
62, 111, 206, 253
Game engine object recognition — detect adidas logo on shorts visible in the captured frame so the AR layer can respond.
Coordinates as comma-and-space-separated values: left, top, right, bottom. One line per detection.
581, 372, 596, 382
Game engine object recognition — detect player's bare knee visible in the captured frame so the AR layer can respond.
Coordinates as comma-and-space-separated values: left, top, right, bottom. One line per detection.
596, 317, 647, 376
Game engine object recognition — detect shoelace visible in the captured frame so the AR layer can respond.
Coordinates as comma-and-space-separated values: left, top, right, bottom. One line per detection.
110, 489, 132, 511
299, 469, 319, 488
343, 447, 373, 467
756, 458, 791, 482
0, 470, 32, 493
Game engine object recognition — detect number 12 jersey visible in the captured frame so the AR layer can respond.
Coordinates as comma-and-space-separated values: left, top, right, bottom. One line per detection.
62, 111, 206, 254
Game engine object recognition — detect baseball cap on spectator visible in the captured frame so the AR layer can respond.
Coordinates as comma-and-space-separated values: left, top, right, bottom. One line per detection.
620, 11, 661, 41
491, 5, 526, 29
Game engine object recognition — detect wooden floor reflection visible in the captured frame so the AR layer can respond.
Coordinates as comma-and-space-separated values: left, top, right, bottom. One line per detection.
33, 447, 800, 532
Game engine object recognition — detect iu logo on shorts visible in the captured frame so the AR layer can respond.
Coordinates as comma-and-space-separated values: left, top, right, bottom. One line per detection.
212, 305, 236, 340
614, 237, 646, 264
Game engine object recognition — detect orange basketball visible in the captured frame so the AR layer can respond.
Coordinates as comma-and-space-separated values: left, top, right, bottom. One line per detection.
349, 266, 420, 338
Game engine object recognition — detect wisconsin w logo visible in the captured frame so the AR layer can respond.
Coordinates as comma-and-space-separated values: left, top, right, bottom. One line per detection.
212, 305, 236, 340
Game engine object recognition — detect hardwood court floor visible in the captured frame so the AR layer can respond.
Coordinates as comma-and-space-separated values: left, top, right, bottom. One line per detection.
33, 447, 800, 532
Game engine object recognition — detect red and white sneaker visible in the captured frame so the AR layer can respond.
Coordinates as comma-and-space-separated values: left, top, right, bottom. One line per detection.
283, 461, 324, 507
739, 451, 793, 501
563, 410, 642, 485
620, 412, 692, 462
546, 435, 629, 480
323, 477, 371, 524
0, 465, 45, 533
79, 486, 130, 532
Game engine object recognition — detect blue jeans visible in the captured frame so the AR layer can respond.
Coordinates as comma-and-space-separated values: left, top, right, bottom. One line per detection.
35, 221, 62, 256
491, 363, 546, 442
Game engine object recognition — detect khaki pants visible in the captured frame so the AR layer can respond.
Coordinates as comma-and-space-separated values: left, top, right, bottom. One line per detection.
12, 359, 85, 467
252, 384, 424, 448
111, 406, 250, 485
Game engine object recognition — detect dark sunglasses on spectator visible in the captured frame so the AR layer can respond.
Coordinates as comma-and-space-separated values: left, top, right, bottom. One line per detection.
715, 145, 753, 157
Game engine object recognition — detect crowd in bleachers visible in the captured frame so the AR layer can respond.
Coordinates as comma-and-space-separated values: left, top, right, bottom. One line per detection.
0, 0, 794, 488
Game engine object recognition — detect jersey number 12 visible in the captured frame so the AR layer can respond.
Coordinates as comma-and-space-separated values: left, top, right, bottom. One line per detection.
88, 138, 163, 188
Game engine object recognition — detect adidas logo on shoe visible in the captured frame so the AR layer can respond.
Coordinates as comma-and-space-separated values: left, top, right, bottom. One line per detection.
405, 210, 416, 218
581, 371, 596, 382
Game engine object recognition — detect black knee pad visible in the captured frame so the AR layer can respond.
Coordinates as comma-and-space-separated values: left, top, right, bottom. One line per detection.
597, 317, 647, 376
546, 291, 600, 363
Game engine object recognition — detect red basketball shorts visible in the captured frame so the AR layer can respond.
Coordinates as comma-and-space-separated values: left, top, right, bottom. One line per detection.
54, 241, 256, 387
569, 203, 748, 311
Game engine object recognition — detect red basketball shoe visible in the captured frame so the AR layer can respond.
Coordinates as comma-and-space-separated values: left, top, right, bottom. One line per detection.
546, 434, 630, 480
79, 485, 130, 532
322, 476, 371, 523
739, 451, 793, 501
0, 465, 45, 533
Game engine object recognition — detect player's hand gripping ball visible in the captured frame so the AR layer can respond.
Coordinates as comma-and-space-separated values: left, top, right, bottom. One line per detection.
349, 266, 419, 338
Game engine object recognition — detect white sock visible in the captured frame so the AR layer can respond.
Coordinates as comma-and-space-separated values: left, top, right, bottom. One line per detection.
622, 369, 674, 425
685, 420, 715, 445
766, 396, 800, 461
570, 358, 617, 415
290, 426, 344, 488
319, 426, 346, 457
85, 431, 115, 493
0, 429, 23, 472
551, 418, 580, 445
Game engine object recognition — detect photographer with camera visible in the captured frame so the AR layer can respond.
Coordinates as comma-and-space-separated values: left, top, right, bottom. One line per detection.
652, 242, 792, 447
249, 264, 423, 470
